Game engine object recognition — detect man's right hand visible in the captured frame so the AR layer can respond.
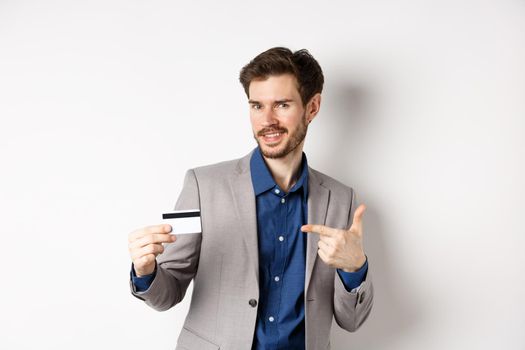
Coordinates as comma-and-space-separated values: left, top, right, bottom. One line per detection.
128, 224, 176, 277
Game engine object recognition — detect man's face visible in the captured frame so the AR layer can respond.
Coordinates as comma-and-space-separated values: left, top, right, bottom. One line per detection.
248, 74, 310, 159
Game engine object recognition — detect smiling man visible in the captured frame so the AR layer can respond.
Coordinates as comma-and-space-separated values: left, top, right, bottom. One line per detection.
128, 47, 374, 350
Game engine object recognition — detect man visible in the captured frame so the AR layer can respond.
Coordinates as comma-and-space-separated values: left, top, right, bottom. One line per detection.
128, 47, 374, 350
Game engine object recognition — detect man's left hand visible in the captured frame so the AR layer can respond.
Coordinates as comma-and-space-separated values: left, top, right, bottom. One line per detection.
301, 204, 367, 272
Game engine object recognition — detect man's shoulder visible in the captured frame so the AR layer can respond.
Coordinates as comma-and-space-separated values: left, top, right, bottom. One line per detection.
191, 150, 253, 178
309, 167, 355, 195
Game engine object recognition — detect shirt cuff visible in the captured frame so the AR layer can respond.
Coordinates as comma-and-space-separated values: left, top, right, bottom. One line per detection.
130, 263, 156, 292
336, 257, 368, 292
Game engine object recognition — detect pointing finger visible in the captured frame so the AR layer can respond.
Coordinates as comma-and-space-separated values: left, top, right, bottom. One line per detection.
301, 224, 336, 237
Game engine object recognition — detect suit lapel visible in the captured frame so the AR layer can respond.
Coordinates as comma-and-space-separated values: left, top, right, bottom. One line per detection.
228, 152, 330, 293
305, 167, 330, 294
229, 151, 259, 285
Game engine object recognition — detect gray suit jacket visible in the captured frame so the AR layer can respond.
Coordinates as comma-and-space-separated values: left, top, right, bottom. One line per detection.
130, 149, 374, 350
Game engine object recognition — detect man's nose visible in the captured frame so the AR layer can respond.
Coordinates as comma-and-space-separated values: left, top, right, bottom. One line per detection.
261, 107, 278, 126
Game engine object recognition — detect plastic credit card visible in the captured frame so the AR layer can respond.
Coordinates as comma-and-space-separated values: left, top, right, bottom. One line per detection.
162, 209, 201, 234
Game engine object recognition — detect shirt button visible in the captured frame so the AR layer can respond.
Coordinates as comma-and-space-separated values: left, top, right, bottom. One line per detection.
249, 299, 257, 307
281, 198, 286, 204
274, 276, 280, 282
274, 189, 280, 194
268, 316, 275, 322
278, 235, 284, 242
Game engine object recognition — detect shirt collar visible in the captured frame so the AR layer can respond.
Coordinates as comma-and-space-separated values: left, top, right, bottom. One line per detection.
250, 146, 309, 200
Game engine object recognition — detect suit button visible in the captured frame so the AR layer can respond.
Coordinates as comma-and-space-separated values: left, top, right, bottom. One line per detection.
359, 292, 366, 304
249, 299, 257, 307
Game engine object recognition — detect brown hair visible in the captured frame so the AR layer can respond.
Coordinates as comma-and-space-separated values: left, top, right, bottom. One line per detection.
239, 47, 324, 106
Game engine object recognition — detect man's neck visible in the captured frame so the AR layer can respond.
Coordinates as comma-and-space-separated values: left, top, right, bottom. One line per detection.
262, 143, 305, 193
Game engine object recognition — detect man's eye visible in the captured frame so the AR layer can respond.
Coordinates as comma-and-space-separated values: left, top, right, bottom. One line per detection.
251, 104, 261, 110
278, 103, 289, 108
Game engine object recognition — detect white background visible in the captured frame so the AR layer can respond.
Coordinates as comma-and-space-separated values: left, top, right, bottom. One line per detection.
1, 0, 524, 349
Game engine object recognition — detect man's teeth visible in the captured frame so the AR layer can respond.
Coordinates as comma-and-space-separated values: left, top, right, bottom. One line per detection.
265, 133, 281, 137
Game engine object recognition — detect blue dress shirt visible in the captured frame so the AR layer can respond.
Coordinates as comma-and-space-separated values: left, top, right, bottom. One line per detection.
130, 147, 368, 349
249, 147, 367, 349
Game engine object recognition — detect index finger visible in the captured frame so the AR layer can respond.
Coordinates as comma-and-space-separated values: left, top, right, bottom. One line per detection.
129, 233, 177, 249
301, 224, 336, 237
128, 224, 172, 242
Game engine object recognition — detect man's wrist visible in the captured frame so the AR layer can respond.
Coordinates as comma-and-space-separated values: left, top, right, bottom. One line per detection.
131, 263, 157, 292
342, 254, 367, 273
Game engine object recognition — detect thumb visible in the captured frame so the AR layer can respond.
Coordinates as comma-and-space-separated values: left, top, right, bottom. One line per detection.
352, 204, 367, 227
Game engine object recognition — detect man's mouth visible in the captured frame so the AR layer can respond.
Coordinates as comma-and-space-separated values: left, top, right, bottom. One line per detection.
261, 131, 285, 143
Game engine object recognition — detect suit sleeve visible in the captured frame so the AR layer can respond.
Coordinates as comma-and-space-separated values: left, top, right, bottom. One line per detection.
333, 188, 374, 332
129, 169, 202, 311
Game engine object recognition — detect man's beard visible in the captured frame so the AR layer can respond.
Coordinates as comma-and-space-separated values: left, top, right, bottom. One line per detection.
254, 114, 308, 159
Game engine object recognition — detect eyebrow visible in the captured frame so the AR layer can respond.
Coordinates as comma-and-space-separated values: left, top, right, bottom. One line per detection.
248, 99, 294, 104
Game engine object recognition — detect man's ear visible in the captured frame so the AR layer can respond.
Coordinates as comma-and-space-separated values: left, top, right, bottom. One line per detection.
306, 93, 322, 123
